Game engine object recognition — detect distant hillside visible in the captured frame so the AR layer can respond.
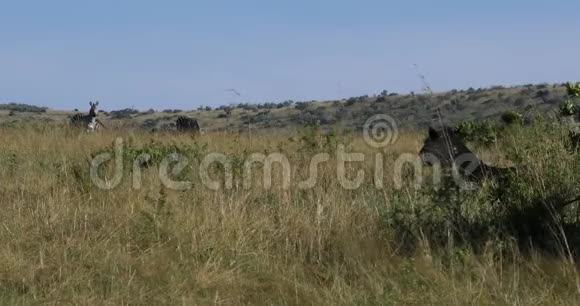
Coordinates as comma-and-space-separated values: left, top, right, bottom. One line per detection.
0, 83, 572, 132
0, 103, 47, 113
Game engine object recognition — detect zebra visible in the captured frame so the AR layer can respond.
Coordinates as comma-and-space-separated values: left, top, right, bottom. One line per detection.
70, 101, 105, 132
419, 126, 512, 182
175, 116, 200, 134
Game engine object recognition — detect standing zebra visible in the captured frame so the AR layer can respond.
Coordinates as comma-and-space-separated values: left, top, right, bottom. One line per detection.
175, 116, 200, 134
70, 101, 105, 132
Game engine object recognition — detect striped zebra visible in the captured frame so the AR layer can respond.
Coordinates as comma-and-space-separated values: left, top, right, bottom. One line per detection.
175, 116, 200, 134
70, 101, 105, 132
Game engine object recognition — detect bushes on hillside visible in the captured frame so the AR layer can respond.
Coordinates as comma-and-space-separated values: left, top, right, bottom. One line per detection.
294, 102, 311, 111
0, 103, 47, 113
110, 108, 139, 119
345, 95, 368, 106
162, 109, 182, 114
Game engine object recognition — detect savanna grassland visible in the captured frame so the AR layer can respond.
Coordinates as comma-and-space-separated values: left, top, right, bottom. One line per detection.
2, 117, 580, 305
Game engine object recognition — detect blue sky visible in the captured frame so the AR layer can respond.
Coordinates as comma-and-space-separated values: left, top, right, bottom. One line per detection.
1, 0, 579, 110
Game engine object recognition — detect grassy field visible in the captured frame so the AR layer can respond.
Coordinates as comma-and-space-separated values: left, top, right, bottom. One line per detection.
2, 120, 580, 305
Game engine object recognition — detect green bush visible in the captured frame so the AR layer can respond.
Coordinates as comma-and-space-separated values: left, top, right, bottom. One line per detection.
454, 120, 497, 146
566, 82, 580, 97
500, 111, 523, 125
561, 82, 580, 117
560, 99, 576, 116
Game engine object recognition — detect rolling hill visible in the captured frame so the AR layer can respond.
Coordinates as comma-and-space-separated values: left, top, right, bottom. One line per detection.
0, 83, 571, 133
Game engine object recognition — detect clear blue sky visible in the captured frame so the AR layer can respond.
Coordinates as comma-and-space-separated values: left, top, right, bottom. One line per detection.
1, 0, 579, 110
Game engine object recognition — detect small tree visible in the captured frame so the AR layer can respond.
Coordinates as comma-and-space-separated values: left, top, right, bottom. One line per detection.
560, 82, 580, 117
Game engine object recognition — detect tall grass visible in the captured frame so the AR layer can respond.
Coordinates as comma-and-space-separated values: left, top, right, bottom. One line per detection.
1, 123, 580, 305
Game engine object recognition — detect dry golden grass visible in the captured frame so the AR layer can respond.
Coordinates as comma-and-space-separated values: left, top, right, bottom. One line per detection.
0, 126, 579, 305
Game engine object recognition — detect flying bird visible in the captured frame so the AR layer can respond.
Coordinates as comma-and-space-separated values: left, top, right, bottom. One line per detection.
225, 89, 241, 97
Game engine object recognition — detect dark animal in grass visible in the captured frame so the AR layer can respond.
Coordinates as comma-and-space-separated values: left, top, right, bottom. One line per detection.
419, 126, 580, 255
418, 126, 511, 182
175, 116, 200, 134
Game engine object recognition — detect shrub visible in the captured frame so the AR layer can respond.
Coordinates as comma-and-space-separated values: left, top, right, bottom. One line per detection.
500, 111, 523, 125
454, 120, 497, 145
297, 124, 342, 153
141, 119, 159, 129
560, 82, 580, 118
566, 82, 580, 98
560, 99, 576, 117
345, 97, 358, 106
110, 108, 139, 119
514, 97, 527, 106
536, 89, 550, 98
294, 102, 310, 111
